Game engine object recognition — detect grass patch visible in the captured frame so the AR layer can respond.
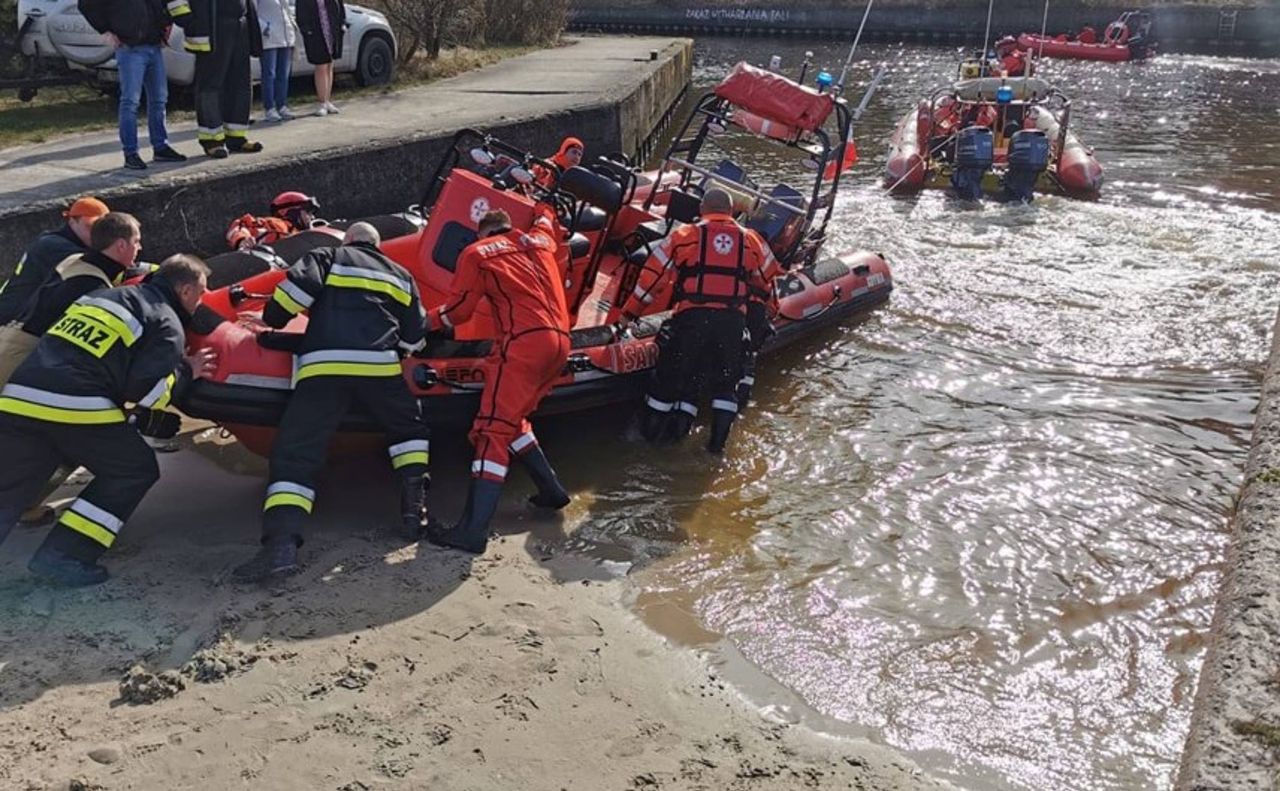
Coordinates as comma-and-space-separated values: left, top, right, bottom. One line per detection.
0, 44, 539, 151
1233, 719, 1280, 748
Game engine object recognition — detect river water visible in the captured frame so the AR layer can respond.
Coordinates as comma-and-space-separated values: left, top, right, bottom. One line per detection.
539, 39, 1280, 791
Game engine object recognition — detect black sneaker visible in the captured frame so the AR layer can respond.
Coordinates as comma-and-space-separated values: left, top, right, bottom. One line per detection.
153, 145, 188, 162
123, 152, 147, 170
28, 545, 110, 587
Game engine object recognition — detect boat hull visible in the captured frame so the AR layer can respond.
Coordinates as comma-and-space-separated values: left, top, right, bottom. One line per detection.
1016, 34, 1136, 62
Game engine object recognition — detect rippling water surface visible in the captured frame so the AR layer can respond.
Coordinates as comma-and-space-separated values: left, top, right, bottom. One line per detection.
544, 40, 1280, 790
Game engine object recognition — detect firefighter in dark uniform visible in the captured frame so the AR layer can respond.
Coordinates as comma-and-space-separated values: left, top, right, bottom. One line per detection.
618, 188, 773, 454
175, 0, 264, 157
232, 222, 432, 582
0, 197, 110, 325
0, 255, 214, 586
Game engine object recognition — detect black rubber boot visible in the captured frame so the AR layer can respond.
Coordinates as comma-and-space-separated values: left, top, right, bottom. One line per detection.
707, 409, 736, 455
669, 408, 696, 442
425, 478, 503, 555
640, 406, 669, 443
28, 544, 109, 587
515, 447, 570, 510
399, 473, 430, 540
231, 539, 299, 583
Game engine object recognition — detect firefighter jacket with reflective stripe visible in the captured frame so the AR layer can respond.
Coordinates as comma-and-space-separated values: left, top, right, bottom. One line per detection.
263, 242, 426, 381
226, 214, 294, 250
0, 277, 193, 424
621, 214, 774, 319
427, 209, 570, 338
174, 0, 262, 55
20, 250, 125, 336
0, 226, 88, 325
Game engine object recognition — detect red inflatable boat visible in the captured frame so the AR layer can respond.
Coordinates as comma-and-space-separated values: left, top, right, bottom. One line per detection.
885, 76, 1102, 201
177, 62, 893, 455
1017, 10, 1156, 62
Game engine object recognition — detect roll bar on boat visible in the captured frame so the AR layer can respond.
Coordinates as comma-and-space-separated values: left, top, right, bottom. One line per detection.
641, 86, 855, 268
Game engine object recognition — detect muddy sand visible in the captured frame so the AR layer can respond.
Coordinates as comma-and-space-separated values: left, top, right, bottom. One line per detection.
0, 426, 951, 791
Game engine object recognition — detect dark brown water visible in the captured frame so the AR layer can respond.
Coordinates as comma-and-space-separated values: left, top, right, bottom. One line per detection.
538, 40, 1280, 791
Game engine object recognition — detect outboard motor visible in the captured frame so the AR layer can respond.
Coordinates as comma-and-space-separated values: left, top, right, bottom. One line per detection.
950, 126, 993, 201
1002, 129, 1050, 203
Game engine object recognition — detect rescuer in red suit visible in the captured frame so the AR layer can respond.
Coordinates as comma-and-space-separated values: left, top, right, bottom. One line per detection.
423, 205, 572, 554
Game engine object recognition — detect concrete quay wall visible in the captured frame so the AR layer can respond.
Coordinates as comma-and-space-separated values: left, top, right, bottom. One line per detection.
1177, 306, 1280, 790
569, 4, 1280, 56
0, 36, 692, 270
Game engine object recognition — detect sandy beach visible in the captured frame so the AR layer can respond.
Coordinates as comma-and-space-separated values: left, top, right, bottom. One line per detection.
0, 426, 951, 791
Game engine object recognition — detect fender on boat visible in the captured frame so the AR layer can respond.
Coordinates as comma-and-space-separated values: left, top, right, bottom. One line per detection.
885, 106, 928, 193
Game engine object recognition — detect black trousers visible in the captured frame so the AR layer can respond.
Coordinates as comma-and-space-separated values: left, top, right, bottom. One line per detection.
263, 375, 430, 545
194, 17, 252, 149
646, 308, 746, 424
0, 414, 159, 562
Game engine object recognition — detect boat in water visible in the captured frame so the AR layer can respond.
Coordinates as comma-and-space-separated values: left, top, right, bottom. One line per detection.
177, 62, 894, 455
1017, 10, 1156, 62
884, 74, 1103, 201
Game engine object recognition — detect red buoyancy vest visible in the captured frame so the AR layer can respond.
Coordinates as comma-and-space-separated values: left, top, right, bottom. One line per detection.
226, 214, 295, 250
623, 214, 772, 317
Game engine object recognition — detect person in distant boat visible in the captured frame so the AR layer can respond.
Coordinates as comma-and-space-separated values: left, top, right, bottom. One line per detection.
994, 37, 1028, 77
225, 191, 321, 250
421, 205, 572, 555
533, 137, 585, 189
617, 188, 774, 455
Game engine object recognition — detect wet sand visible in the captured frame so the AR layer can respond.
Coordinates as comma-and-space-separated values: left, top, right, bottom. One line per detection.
0, 427, 950, 791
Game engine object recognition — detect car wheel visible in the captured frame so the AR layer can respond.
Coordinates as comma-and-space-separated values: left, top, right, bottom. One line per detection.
356, 34, 394, 87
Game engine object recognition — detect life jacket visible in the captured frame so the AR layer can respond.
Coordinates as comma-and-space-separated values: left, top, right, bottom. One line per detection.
226, 214, 295, 250
624, 215, 772, 318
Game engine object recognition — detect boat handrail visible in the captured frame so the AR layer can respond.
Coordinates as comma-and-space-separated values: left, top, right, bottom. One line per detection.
662, 157, 808, 217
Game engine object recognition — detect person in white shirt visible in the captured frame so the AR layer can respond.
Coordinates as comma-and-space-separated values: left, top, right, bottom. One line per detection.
256, 0, 300, 121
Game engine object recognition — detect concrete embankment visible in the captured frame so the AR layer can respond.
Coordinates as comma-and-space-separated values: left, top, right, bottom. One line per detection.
1177, 307, 1280, 790
569, 2, 1280, 56
0, 36, 691, 269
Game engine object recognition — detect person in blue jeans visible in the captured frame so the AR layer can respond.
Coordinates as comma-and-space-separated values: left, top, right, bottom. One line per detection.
79, 0, 189, 170
256, 0, 298, 122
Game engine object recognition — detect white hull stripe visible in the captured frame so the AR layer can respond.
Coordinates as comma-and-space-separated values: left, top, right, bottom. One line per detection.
226, 374, 293, 390
267, 481, 315, 500
70, 498, 124, 533
712, 399, 739, 414
278, 279, 315, 309
297, 349, 399, 366
1, 384, 118, 411
389, 439, 429, 457
676, 402, 698, 416
645, 396, 674, 413
79, 296, 144, 340
510, 432, 537, 453
471, 460, 509, 478
739, 376, 755, 386
329, 264, 414, 294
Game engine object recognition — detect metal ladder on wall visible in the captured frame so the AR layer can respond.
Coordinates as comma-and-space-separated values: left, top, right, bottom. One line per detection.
1217, 10, 1238, 41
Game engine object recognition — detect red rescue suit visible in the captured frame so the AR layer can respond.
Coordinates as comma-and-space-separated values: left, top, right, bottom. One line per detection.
226, 214, 295, 250
427, 208, 570, 482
